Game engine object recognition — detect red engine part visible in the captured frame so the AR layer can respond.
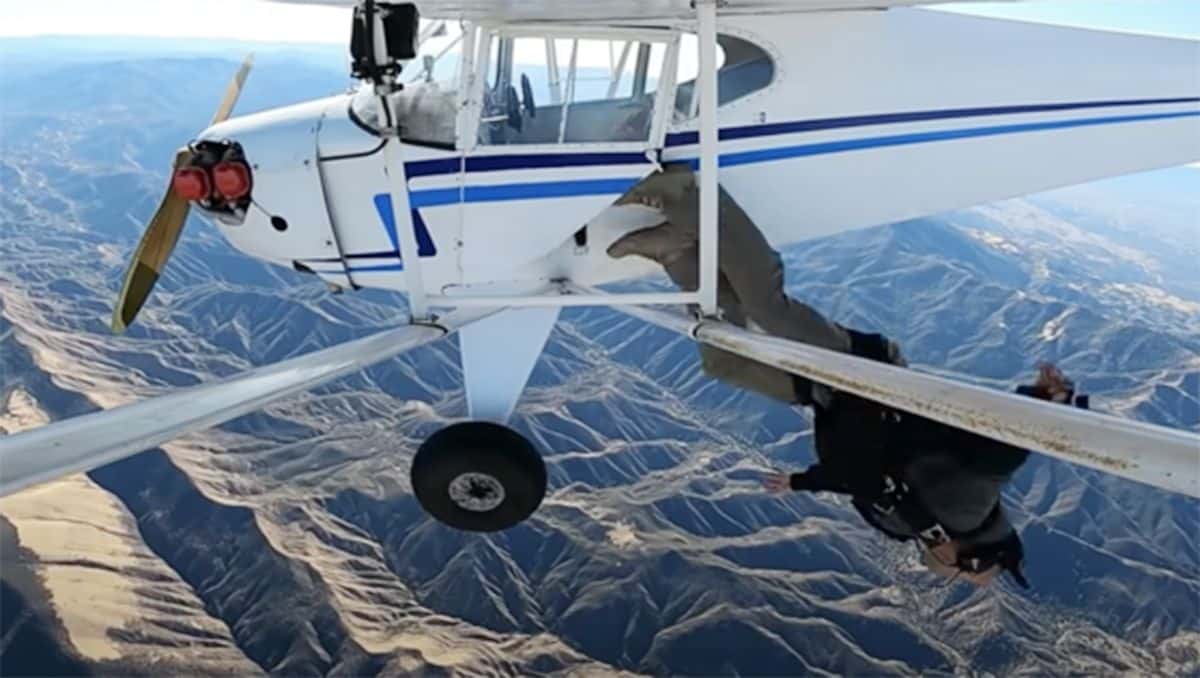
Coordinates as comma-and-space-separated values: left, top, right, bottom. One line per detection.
213, 161, 252, 200
172, 166, 211, 202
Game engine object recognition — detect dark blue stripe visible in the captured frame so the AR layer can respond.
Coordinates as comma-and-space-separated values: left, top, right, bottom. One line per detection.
372, 194, 402, 256
409, 209, 438, 256
689, 110, 1200, 169
400, 98, 1197, 178
405, 152, 651, 180
301, 250, 396, 263
410, 177, 639, 208
346, 250, 400, 260
465, 177, 638, 203
405, 157, 460, 178
467, 152, 649, 173
311, 263, 406, 273
373, 194, 437, 257
664, 96, 1200, 147
346, 263, 406, 272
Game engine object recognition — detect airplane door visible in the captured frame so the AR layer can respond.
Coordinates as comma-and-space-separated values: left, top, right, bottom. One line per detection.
454, 27, 680, 285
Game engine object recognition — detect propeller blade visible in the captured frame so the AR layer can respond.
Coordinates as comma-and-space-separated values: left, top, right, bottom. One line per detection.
111, 56, 254, 334
111, 149, 194, 333
211, 53, 254, 125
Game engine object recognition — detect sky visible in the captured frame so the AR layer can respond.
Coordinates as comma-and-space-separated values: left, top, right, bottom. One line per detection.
0, 1, 1196, 43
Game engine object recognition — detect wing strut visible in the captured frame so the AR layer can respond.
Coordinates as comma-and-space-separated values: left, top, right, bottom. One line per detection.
605, 299, 1200, 498
0, 309, 494, 498
696, 0, 721, 316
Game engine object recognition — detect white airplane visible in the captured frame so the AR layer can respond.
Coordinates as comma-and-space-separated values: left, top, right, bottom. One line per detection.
1, 0, 1197, 532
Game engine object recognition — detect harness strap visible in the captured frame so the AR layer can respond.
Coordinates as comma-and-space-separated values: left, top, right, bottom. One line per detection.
868, 474, 951, 545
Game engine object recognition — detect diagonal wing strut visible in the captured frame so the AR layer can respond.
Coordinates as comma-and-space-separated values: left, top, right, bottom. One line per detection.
0, 309, 493, 497
604, 297, 1200, 498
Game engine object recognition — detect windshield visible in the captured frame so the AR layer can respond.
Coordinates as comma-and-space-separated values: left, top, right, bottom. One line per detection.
477, 35, 669, 147
674, 34, 773, 120
399, 21, 463, 87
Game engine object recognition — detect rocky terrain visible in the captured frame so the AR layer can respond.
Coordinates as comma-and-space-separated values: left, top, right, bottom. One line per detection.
1, 39, 1197, 676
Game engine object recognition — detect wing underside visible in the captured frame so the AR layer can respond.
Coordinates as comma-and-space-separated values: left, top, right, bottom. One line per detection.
0, 312, 491, 498
275, 0, 1017, 21
4, 299, 1196, 500
612, 302, 1200, 499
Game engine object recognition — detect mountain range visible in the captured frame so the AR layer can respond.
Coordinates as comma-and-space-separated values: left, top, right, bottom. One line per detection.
1, 39, 1197, 676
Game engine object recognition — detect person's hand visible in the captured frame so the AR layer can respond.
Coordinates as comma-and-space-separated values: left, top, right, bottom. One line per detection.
761, 471, 792, 494
1035, 362, 1074, 403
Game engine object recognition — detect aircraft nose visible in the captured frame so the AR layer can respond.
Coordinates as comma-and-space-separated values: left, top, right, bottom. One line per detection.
190, 97, 347, 271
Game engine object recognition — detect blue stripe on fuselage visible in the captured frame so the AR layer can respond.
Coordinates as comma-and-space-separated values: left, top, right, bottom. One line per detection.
664, 109, 1200, 170
399, 97, 1199, 179
402, 108, 1200, 204
409, 177, 640, 208
663, 96, 1200, 147
315, 102, 1196, 271
371, 194, 437, 261
310, 262, 406, 273
405, 151, 651, 179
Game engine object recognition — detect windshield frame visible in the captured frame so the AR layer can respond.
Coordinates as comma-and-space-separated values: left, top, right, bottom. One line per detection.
463, 23, 681, 153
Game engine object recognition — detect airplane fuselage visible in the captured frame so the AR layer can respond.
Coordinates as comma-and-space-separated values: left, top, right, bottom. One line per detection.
196, 9, 1199, 301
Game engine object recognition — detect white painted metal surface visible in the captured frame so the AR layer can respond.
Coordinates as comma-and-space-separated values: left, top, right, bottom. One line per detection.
430, 290, 703, 308
668, 9, 1200, 247
459, 307, 560, 422
456, 22, 478, 144
454, 24, 680, 287
380, 112, 431, 319
245, 10, 1196, 306
198, 97, 350, 287
0, 310, 492, 498
277, 0, 1016, 22
613, 301, 1200, 498
696, 0, 720, 316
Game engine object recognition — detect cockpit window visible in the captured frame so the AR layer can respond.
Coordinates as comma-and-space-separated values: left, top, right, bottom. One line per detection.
674, 34, 774, 120
349, 27, 774, 149
350, 21, 463, 148
350, 82, 459, 149
400, 21, 463, 90
478, 35, 670, 146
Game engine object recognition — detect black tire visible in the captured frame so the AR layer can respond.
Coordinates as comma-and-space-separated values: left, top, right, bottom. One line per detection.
411, 422, 546, 533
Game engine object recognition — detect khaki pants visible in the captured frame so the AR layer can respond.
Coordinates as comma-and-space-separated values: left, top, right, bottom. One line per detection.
634, 166, 853, 404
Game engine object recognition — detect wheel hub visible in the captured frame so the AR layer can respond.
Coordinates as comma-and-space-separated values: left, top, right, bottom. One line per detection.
448, 472, 506, 512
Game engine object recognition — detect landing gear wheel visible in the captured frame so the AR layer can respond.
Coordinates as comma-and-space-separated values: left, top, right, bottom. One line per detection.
411, 422, 547, 533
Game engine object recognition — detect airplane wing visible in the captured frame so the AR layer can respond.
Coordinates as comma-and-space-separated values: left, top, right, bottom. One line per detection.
611, 299, 1200, 499
276, 0, 1016, 21
0, 310, 490, 498
663, 10, 1200, 245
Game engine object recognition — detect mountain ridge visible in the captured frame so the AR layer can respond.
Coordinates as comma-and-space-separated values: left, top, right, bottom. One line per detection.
1, 51, 1197, 676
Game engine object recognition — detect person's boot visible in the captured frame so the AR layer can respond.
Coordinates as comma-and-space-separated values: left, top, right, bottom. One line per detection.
609, 169, 700, 267
845, 330, 907, 367
606, 221, 697, 268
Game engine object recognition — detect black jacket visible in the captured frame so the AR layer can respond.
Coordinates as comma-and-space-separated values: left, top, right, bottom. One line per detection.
794, 392, 1029, 550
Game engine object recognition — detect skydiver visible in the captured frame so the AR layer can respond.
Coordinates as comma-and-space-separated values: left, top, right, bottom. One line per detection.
608, 166, 1083, 589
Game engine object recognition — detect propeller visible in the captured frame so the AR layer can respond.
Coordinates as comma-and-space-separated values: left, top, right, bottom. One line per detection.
111, 55, 254, 334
